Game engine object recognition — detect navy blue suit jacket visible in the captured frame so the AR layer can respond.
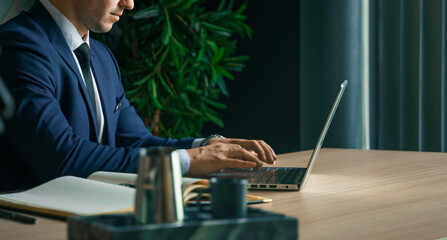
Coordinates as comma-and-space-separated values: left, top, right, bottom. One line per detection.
0, 1, 196, 191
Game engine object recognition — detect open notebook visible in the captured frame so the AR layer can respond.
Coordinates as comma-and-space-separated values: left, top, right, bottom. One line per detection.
0, 176, 135, 218
0, 172, 271, 218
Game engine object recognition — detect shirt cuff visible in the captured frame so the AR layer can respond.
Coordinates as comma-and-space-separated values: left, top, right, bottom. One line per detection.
175, 149, 191, 176
192, 138, 205, 148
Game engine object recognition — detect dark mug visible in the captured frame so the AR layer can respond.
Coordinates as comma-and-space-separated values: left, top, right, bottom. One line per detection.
197, 177, 248, 219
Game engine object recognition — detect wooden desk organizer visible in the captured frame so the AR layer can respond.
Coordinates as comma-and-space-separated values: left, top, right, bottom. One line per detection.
67, 207, 298, 240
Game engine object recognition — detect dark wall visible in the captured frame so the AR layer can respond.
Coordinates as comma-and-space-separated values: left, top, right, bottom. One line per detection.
203, 1, 301, 154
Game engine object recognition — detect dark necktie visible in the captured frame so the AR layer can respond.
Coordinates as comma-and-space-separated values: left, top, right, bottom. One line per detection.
74, 43, 98, 128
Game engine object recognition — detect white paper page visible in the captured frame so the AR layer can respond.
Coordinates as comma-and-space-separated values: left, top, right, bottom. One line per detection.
88, 172, 205, 189
182, 177, 205, 186
88, 171, 137, 185
0, 176, 135, 215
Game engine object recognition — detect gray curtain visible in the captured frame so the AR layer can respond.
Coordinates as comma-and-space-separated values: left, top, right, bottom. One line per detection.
300, 0, 364, 150
377, 0, 447, 152
301, 0, 447, 152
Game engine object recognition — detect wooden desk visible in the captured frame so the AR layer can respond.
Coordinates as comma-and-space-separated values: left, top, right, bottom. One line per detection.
1, 148, 446, 239
252, 148, 447, 239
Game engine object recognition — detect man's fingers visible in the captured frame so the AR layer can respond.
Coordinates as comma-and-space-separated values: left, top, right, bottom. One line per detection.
221, 158, 257, 169
263, 141, 277, 162
227, 144, 264, 167
250, 140, 268, 163
244, 140, 276, 164
213, 138, 277, 163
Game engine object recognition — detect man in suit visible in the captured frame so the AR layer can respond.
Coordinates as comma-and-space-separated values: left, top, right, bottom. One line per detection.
0, 0, 277, 191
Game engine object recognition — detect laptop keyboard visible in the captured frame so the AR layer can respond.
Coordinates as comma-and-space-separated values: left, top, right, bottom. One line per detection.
247, 167, 305, 184
210, 167, 306, 185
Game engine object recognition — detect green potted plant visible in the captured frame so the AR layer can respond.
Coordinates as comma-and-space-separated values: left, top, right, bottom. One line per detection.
98, 0, 252, 138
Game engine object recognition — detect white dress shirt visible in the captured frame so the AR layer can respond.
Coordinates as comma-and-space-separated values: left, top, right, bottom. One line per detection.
40, 0, 105, 143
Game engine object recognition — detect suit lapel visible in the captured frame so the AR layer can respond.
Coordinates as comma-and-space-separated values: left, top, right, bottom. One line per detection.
28, 1, 99, 141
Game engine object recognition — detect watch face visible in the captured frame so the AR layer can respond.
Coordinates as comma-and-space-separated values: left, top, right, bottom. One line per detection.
201, 134, 225, 146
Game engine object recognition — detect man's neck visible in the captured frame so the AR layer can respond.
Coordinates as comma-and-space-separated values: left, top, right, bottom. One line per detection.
49, 0, 88, 39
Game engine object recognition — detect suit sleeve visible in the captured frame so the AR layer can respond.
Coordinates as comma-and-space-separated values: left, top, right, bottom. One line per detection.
0, 26, 194, 183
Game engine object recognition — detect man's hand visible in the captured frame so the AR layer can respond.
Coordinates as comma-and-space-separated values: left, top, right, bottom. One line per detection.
208, 138, 277, 164
186, 138, 277, 177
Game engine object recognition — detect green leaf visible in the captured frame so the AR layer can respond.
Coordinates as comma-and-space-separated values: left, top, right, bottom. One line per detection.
195, 47, 205, 63
201, 22, 233, 33
200, 96, 227, 109
216, 74, 229, 96
233, 2, 247, 16
170, 43, 180, 68
171, 36, 189, 53
162, 8, 172, 45
164, 107, 184, 115
175, 0, 199, 12
180, 93, 191, 106
157, 73, 174, 97
217, 0, 227, 11
239, 21, 253, 39
156, 46, 170, 66
133, 5, 161, 19
211, 47, 225, 63
225, 66, 244, 72
149, 79, 163, 109
210, 65, 218, 85
131, 74, 152, 86
216, 65, 234, 80
206, 40, 219, 54
210, 10, 233, 19
225, 62, 246, 70
125, 87, 139, 96
203, 75, 209, 95
224, 56, 250, 62
137, 92, 150, 112
187, 106, 203, 115
233, 14, 247, 21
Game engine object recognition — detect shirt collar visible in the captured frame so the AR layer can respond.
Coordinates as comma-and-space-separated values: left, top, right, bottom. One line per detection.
40, 0, 90, 51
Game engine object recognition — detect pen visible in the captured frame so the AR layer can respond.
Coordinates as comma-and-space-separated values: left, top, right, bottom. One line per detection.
0, 210, 36, 224
186, 200, 266, 207
118, 183, 135, 188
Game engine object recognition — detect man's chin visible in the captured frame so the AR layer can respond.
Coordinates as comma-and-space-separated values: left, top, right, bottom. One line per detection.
90, 24, 114, 34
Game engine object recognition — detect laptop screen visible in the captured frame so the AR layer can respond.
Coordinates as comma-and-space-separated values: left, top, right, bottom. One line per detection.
299, 80, 348, 189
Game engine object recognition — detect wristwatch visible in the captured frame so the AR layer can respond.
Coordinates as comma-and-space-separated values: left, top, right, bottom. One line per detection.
200, 134, 225, 147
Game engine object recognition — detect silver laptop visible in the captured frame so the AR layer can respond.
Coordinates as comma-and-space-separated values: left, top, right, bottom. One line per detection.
206, 80, 348, 191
